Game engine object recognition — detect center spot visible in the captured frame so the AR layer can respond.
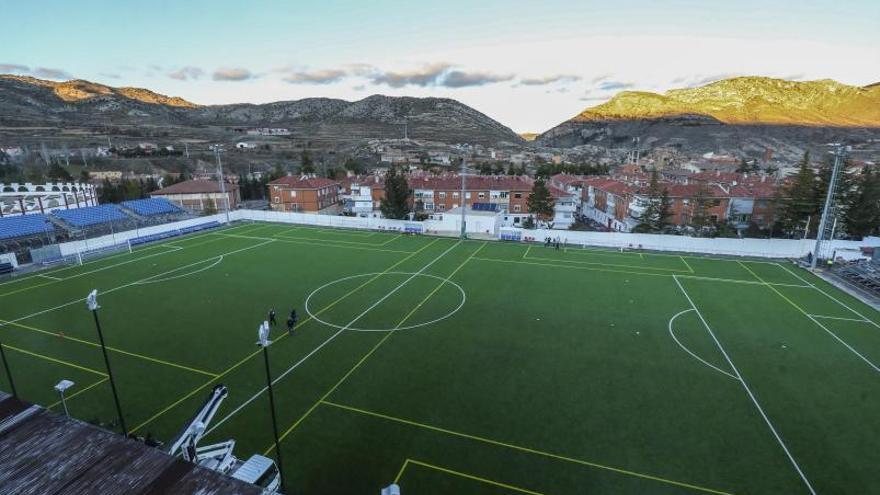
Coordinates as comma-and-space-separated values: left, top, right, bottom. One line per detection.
304, 272, 466, 332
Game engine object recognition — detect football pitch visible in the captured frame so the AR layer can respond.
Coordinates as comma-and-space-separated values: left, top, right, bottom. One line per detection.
1, 221, 879, 494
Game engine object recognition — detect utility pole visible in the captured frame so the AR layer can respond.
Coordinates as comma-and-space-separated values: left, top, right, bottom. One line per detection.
459, 157, 467, 239
213, 145, 231, 224
811, 145, 848, 269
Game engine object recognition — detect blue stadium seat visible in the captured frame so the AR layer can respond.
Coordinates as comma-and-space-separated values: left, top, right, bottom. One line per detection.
52, 205, 128, 227
0, 214, 54, 240
121, 198, 183, 217
472, 203, 498, 212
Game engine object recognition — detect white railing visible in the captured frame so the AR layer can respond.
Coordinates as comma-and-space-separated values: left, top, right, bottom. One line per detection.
42, 208, 880, 261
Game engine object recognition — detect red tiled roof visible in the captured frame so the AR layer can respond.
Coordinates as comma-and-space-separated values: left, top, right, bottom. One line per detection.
269, 177, 340, 189
151, 179, 239, 195
407, 175, 533, 191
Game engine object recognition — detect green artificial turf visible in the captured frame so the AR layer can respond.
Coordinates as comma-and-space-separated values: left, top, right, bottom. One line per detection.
1, 221, 878, 494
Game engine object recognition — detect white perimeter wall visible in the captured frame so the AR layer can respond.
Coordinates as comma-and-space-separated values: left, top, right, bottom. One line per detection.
49, 209, 880, 260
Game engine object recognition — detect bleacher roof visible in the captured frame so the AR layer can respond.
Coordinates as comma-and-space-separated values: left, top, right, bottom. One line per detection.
0, 214, 54, 240
122, 198, 183, 217
0, 391, 262, 495
52, 205, 128, 227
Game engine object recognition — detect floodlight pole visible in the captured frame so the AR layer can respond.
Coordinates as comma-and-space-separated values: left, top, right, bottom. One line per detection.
87, 290, 128, 436
811, 145, 847, 270
459, 157, 467, 239
258, 324, 286, 492
0, 341, 17, 398
214, 146, 231, 224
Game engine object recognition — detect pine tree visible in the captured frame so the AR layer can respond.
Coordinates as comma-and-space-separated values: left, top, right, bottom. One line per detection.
380, 166, 411, 219
690, 184, 711, 232
634, 170, 666, 232
526, 176, 555, 223
842, 168, 880, 239
300, 150, 315, 175
776, 152, 819, 236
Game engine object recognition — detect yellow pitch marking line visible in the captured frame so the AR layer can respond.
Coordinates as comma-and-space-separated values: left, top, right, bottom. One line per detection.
0, 319, 219, 378
737, 262, 880, 374
130, 238, 441, 433
3, 343, 107, 377
47, 377, 108, 410
396, 459, 549, 495
264, 242, 485, 454
323, 401, 735, 495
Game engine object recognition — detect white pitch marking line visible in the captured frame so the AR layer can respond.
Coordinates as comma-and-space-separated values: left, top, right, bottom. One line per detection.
135, 256, 224, 285
808, 314, 875, 323
673, 275, 818, 495
37, 274, 63, 281
777, 263, 879, 329
0, 239, 274, 328
667, 309, 738, 380
205, 240, 464, 436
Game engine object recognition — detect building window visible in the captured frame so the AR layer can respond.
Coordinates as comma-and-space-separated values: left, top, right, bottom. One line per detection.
438, 204, 446, 211
478, 192, 485, 199
273, 196, 280, 203
465, 192, 471, 199
513, 205, 521, 212
514, 192, 522, 199
453, 192, 460, 198
439, 192, 446, 199
291, 190, 297, 198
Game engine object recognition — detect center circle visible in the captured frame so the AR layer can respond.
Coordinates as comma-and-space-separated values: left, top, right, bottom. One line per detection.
304, 271, 466, 332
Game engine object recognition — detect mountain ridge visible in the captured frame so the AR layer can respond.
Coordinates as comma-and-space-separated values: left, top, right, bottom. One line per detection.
0, 75, 523, 146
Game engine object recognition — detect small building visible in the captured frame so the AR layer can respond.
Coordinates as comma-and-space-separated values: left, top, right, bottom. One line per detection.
267, 176, 341, 213
150, 179, 240, 214
89, 171, 123, 181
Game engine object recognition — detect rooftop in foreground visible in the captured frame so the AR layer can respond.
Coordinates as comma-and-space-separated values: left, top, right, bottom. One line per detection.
0, 390, 261, 495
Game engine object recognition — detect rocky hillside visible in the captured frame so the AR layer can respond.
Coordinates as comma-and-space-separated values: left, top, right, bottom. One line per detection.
538, 77, 880, 158
0, 75, 523, 146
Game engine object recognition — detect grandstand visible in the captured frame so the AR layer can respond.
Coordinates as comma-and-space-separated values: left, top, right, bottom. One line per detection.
121, 198, 184, 217
836, 260, 880, 298
51, 204, 129, 227
0, 214, 55, 240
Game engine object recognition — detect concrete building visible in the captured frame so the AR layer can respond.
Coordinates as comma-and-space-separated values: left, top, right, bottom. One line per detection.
150, 179, 240, 214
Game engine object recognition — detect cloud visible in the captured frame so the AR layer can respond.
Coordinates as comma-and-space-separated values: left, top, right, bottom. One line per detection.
168, 66, 204, 81
519, 74, 581, 86
99, 72, 121, 79
590, 74, 612, 84
597, 80, 635, 91
0, 63, 29, 73
283, 69, 347, 84
352, 84, 366, 91
442, 70, 514, 88
32, 67, 73, 79
370, 63, 452, 88
213, 67, 254, 81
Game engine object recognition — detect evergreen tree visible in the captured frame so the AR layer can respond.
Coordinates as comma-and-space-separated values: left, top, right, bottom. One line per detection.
634, 170, 666, 232
380, 166, 411, 219
300, 150, 315, 175
526, 176, 555, 223
842, 168, 880, 239
690, 184, 711, 232
47, 162, 73, 181
776, 152, 819, 236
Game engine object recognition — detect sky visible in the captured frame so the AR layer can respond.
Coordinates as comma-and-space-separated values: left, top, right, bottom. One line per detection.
1, 0, 878, 133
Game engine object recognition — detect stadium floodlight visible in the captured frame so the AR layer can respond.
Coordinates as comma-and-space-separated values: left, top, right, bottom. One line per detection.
54, 379, 75, 417
381, 484, 401, 495
0, 341, 17, 398
86, 289, 128, 436
257, 320, 286, 492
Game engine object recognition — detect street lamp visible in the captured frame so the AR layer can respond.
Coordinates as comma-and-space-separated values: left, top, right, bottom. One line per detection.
257, 321, 286, 492
86, 289, 128, 436
54, 379, 75, 416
